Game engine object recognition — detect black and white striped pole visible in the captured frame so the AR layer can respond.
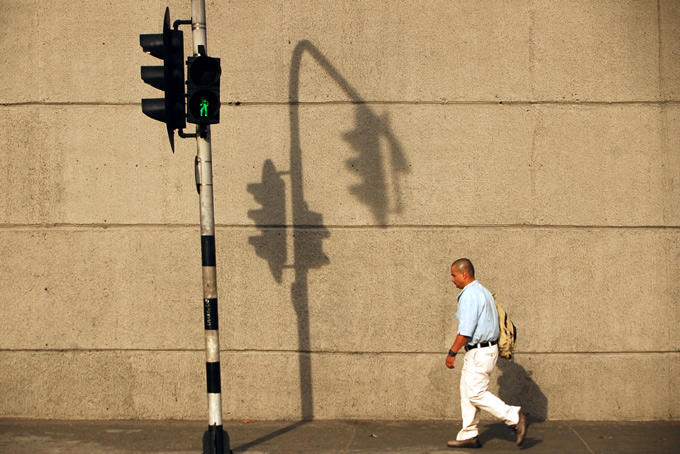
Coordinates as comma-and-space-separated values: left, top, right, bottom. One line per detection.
189, 1, 229, 453
196, 126, 228, 454
140, 3, 227, 451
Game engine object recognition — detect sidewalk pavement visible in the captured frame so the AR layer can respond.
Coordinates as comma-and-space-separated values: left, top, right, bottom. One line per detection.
1, 419, 679, 454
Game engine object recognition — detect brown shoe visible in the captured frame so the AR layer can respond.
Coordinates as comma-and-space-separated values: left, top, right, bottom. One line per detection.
447, 436, 481, 448
513, 412, 527, 446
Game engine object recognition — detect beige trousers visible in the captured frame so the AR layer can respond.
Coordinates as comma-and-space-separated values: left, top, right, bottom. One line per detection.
457, 344, 521, 440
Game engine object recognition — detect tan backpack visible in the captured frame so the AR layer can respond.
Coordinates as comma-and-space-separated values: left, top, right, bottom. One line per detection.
493, 294, 517, 359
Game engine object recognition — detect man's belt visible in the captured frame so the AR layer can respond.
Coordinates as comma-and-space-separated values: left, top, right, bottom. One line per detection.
465, 340, 499, 351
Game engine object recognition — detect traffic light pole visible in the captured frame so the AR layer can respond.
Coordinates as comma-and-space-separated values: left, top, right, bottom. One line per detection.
190, 1, 229, 453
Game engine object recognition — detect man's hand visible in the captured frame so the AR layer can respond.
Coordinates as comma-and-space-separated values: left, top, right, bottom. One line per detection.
446, 334, 470, 370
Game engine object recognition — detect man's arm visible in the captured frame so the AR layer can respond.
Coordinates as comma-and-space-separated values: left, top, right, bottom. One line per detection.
445, 333, 470, 369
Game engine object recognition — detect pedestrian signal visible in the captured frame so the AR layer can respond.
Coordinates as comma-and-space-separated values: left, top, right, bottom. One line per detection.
186, 56, 221, 125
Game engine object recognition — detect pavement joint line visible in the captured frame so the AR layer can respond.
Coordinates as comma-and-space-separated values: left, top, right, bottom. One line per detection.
568, 423, 595, 454
344, 420, 357, 453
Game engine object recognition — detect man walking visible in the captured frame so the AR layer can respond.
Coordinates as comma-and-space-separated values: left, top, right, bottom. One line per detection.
446, 258, 527, 448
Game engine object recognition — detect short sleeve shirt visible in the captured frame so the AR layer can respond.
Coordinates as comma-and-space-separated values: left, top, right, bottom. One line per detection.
455, 280, 500, 345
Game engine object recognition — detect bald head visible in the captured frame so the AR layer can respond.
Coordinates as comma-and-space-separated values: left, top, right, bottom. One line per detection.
451, 258, 475, 289
451, 258, 475, 278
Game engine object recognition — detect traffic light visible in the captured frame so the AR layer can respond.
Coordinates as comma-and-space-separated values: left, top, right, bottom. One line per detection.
186, 56, 221, 125
140, 7, 186, 150
247, 160, 286, 283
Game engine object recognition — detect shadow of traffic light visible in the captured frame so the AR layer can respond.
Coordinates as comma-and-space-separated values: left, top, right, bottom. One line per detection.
247, 159, 287, 283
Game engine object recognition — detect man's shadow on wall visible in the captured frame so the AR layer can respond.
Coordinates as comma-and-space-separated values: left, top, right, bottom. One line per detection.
497, 360, 548, 423
481, 359, 548, 448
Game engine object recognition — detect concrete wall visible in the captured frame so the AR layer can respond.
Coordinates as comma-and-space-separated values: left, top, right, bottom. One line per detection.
0, 0, 678, 421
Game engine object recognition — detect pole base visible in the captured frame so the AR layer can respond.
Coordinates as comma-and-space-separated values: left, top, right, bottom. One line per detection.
203, 425, 231, 454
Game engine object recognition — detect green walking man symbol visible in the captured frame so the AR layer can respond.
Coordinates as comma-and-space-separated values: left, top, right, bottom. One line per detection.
199, 97, 209, 117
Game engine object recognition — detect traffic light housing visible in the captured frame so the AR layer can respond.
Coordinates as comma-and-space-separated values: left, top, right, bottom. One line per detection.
140, 7, 186, 150
247, 160, 286, 283
186, 56, 221, 125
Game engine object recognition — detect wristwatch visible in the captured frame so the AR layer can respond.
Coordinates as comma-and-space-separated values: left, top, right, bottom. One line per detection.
448, 350, 457, 357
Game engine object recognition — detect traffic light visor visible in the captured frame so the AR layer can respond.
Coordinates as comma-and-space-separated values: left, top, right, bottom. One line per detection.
140, 34, 164, 58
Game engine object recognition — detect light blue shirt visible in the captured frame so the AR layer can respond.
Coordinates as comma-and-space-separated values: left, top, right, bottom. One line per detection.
455, 280, 500, 345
